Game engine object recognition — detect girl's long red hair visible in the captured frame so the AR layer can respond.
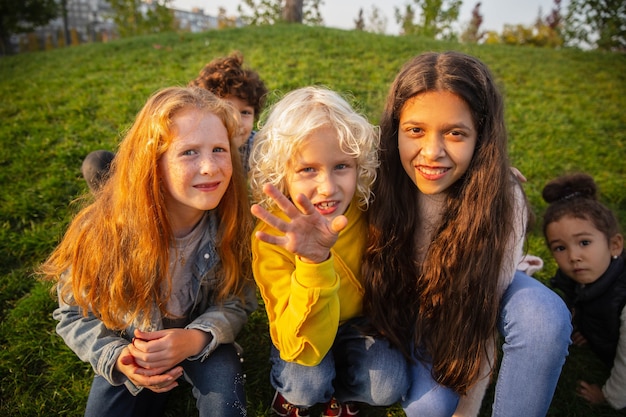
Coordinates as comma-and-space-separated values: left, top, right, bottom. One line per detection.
40, 87, 253, 330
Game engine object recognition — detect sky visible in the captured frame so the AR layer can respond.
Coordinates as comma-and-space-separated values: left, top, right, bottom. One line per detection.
168, 0, 566, 35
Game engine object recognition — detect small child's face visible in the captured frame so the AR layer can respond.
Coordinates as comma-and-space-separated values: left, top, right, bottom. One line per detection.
223, 95, 255, 148
159, 107, 233, 232
287, 125, 357, 221
398, 91, 476, 195
546, 216, 622, 284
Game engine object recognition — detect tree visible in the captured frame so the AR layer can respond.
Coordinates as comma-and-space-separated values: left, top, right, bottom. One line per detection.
565, 0, 625, 51
302, 0, 323, 26
144, 1, 175, 33
395, 3, 417, 35
354, 8, 366, 31
367, 5, 388, 34
500, 23, 533, 45
107, 0, 174, 38
480, 0, 563, 48
217, 7, 238, 29
238, 0, 282, 26
537, 0, 565, 47
0, 0, 58, 54
395, 0, 461, 40
283, 0, 303, 23
490, 18, 563, 48
238, 0, 323, 26
545, 0, 563, 31
460, 2, 485, 43
355, 5, 387, 34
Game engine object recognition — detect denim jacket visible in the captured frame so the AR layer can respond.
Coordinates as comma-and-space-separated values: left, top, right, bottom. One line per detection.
53, 211, 258, 395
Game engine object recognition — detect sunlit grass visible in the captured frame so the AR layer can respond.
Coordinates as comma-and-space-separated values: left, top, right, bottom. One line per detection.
1, 24, 625, 416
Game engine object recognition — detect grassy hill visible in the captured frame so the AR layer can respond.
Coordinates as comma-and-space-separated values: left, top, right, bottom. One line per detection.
1, 24, 625, 416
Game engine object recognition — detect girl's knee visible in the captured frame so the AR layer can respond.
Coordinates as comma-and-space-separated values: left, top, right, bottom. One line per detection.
272, 365, 334, 406
350, 341, 410, 405
402, 360, 459, 417
370, 361, 410, 404
538, 290, 572, 343
367, 372, 409, 405
404, 402, 458, 417
402, 386, 459, 417
501, 276, 572, 357
184, 344, 244, 395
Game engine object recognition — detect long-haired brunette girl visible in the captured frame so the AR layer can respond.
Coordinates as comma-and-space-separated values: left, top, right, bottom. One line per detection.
362, 52, 572, 417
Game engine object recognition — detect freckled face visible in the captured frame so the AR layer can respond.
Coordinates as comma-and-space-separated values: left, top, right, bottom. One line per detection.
223, 95, 255, 148
546, 216, 622, 285
286, 125, 358, 221
398, 91, 477, 195
159, 107, 232, 232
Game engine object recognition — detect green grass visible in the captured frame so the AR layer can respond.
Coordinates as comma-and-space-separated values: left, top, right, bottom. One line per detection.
1, 24, 625, 416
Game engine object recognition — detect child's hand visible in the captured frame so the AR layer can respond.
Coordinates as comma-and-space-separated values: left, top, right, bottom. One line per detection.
115, 345, 183, 393
576, 380, 606, 405
510, 166, 527, 183
128, 328, 211, 375
251, 183, 348, 263
571, 330, 588, 346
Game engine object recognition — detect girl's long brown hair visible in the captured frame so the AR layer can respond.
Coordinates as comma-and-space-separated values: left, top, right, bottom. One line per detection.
362, 52, 516, 395
40, 86, 253, 331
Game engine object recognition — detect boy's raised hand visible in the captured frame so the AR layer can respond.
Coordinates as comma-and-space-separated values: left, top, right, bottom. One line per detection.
251, 183, 348, 264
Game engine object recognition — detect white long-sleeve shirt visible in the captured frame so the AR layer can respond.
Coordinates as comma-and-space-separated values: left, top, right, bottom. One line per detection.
603, 306, 626, 410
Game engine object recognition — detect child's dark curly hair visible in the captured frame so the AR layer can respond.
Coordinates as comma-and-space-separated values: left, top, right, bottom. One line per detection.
542, 172, 621, 243
189, 51, 268, 119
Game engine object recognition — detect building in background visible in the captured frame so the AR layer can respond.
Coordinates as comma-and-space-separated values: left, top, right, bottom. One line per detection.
11, 0, 220, 52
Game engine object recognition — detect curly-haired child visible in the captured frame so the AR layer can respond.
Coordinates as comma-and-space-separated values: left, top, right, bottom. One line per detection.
249, 86, 409, 416
544, 172, 626, 410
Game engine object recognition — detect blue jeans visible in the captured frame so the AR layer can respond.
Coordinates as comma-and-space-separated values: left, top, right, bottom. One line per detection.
403, 271, 572, 417
270, 317, 409, 407
84, 343, 246, 417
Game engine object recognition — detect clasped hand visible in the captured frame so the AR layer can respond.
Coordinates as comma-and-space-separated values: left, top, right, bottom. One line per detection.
251, 184, 348, 264
116, 328, 208, 393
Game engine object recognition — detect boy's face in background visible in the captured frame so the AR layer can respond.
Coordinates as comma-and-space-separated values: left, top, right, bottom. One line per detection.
223, 95, 255, 147
286, 125, 357, 222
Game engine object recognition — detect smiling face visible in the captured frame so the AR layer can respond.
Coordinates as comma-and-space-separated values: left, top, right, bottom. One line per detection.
398, 91, 477, 195
223, 95, 255, 148
286, 125, 357, 221
159, 107, 233, 235
546, 215, 623, 285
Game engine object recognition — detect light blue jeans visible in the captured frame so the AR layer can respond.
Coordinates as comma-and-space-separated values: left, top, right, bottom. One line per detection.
84, 343, 246, 417
403, 271, 572, 417
270, 317, 409, 407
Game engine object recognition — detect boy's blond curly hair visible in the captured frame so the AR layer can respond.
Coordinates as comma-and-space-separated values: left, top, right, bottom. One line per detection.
249, 86, 379, 211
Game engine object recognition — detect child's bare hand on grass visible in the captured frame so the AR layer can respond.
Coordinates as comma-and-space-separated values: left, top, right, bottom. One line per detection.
576, 380, 605, 405
571, 330, 588, 346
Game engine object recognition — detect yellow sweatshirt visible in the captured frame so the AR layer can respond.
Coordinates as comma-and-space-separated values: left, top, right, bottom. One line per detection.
251, 201, 365, 366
